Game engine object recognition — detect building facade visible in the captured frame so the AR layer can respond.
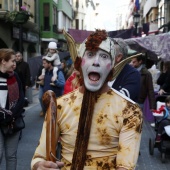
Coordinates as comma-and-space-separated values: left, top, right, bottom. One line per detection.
0, 0, 39, 60
39, 0, 73, 54
124, 0, 170, 36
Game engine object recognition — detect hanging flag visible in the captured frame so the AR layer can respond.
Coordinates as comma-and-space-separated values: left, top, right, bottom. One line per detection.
135, 0, 140, 11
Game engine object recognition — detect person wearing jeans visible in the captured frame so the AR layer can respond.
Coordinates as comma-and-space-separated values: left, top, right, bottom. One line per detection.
0, 131, 20, 169
0, 49, 25, 170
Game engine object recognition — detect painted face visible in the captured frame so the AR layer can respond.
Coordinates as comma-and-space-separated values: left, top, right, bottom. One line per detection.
81, 49, 113, 92
4, 54, 16, 72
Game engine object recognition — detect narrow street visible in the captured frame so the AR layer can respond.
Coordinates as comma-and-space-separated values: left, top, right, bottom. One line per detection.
136, 120, 170, 170
1, 88, 170, 170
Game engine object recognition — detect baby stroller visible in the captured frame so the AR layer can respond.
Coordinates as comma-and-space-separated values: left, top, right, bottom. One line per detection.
149, 95, 170, 163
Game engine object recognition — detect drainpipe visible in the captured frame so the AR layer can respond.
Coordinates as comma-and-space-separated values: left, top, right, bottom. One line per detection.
19, 0, 23, 54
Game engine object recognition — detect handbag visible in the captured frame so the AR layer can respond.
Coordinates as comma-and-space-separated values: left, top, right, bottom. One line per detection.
1, 116, 25, 136
12, 116, 25, 132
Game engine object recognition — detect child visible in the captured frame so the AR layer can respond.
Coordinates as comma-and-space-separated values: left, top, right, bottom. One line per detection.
37, 42, 61, 86
155, 96, 170, 142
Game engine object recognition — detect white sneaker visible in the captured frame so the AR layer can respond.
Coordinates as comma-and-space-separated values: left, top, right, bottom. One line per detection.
150, 123, 155, 127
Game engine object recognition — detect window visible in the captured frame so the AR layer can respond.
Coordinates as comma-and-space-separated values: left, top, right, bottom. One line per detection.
10, 0, 13, 11
82, 19, 83, 30
76, 19, 79, 29
53, 6, 57, 25
4, 0, 8, 10
53, 6, 57, 33
76, 0, 79, 8
43, 3, 50, 31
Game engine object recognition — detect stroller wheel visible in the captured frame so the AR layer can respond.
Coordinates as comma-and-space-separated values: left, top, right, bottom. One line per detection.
161, 152, 166, 163
149, 138, 154, 155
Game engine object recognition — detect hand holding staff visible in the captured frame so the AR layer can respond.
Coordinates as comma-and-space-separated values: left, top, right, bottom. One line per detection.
42, 90, 57, 162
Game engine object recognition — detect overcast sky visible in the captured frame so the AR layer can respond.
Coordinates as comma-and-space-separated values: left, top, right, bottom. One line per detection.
95, 0, 129, 31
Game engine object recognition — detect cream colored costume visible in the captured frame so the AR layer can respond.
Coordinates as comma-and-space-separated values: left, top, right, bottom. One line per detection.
31, 88, 142, 170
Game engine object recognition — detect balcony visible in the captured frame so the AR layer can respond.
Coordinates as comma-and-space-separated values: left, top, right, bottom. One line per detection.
143, 0, 157, 17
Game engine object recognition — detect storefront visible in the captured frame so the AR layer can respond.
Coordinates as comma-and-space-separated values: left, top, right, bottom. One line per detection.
0, 18, 40, 60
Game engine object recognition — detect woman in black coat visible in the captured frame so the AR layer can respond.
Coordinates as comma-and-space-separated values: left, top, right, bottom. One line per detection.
0, 49, 25, 170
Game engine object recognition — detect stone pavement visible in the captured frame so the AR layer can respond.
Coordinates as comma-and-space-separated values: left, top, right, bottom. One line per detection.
136, 118, 170, 170
1, 87, 170, 170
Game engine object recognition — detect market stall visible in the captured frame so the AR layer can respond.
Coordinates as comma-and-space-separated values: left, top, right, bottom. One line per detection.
125, 32, 170, 122
125, 32, 170, 61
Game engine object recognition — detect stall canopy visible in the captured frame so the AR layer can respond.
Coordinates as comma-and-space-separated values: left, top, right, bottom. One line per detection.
68, 28, 135, 43
108, 28, 134, 39
125, 32, 170, 61
58, 51, 70, 61
68, 29, 93, 44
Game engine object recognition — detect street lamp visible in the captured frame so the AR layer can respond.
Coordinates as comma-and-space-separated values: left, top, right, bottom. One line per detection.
133, 13, 140, 36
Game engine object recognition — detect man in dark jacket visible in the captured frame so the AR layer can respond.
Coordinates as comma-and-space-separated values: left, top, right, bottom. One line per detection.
15, 51, 31, 96
39, 58, 65, 116
130, 54, 156, 111
109, 38, 140, 102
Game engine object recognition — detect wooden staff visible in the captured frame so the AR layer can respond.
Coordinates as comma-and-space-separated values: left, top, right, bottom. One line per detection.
42, 90, 57, 162
62, 28, 78, 62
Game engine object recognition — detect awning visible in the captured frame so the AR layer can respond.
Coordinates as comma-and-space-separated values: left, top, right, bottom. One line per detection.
68, 29, 93, 44
125, 32, 170, 61
58, 51, 70, 61
108, 28, 134, 39
41, 38, 58, 42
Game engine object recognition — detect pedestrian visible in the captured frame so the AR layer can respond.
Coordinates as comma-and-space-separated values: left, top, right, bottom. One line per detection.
157, 61, 170, 95
37, 42, 62, 86
0, 49, 25, 170
109, 38, 140, 102
40, 58, 65, 116
130, 54, 156, 111
15, 51, 31, 106
61, 60, 69, 80
31, 29, 142, 170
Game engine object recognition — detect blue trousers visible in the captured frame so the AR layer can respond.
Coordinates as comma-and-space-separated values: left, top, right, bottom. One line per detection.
38, 86, 46, 114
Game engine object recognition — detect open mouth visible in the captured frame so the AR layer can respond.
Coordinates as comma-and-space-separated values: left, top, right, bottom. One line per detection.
88, 72, 100, 82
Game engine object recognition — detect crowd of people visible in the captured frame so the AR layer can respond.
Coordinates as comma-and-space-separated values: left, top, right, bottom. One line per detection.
0, 29, 170, 170
31, 29, 143, 170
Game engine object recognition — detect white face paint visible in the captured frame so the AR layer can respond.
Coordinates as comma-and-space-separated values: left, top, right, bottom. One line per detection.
81, 49, 113, 92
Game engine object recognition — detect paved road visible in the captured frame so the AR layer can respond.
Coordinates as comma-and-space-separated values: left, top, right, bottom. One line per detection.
1, 88, 170, 170
136, 119, 170, 170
